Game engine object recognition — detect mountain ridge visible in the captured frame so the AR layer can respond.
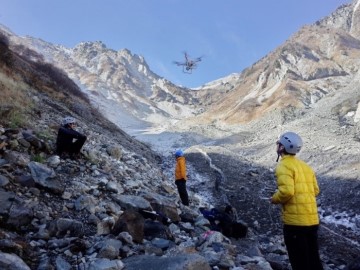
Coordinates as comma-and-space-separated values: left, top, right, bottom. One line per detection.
5, 0, 357, 130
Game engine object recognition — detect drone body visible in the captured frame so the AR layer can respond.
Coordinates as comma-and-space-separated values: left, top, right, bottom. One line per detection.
173, 52, 203, 74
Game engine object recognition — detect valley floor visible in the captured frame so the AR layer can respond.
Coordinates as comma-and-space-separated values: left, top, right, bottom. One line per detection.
134, 128, 360, 269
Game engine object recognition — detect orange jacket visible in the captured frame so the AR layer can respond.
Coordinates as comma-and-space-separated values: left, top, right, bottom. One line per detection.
175, 156, 187, 180
272, 155, 320, 226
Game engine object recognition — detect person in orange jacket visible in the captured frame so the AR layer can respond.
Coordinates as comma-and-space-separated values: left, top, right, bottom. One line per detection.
271, 131, 323, 270
174, 149, 189, 206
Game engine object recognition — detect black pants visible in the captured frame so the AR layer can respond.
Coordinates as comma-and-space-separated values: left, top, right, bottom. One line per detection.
57, 137, 86, 155
283, 225, 323, 270
175, 179, 189, 206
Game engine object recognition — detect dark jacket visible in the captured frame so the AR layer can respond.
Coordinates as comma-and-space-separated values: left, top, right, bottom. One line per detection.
56, 126, 86, 155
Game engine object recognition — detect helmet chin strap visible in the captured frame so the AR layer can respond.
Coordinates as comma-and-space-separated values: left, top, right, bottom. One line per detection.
276, 145, 284, 162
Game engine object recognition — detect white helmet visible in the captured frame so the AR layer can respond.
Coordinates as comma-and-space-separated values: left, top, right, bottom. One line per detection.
62, 116, 76, 126
278, 132, 303, 154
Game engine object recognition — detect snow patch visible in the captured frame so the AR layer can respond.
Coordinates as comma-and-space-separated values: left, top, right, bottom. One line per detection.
354, 102, 360, 122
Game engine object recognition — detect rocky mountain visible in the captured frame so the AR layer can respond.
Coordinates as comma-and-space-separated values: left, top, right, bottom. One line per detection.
181, 1, 360, 125
0, 0, 360, 269
4, 2, 360, 131
2, 1, 360, 140
0, 25, 201, 132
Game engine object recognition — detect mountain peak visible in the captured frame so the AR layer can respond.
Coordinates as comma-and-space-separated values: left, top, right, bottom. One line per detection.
350, 0, 360, 37
75, 40, 107, 51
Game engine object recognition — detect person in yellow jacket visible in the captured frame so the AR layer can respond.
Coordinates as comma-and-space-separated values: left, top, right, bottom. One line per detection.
271, 131, 323, 270
174, 149, 189, 206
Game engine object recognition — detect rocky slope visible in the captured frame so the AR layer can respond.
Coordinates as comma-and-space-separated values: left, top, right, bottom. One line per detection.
1, 1, 360, 269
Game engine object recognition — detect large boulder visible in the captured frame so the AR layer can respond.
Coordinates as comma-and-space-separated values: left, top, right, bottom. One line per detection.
111, 209, 145, 243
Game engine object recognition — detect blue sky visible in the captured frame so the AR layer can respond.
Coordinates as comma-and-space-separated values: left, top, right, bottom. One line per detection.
0, 0, 351, 88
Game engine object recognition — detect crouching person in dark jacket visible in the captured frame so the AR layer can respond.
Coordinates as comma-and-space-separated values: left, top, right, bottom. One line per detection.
56, 116, 87, 159
199, 205, 248, 239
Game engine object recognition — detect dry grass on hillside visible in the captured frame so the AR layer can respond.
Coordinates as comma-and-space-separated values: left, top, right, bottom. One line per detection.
0, 31, 93, 127
0, 69, 34, 127
0, 72, 31, 107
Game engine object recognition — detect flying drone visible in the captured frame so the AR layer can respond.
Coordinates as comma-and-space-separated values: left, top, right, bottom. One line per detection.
173, 52, 203, 74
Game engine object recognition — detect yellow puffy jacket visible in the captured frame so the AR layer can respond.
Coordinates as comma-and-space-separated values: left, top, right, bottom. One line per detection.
272, 155, 320, 226
175, 156, 187, 181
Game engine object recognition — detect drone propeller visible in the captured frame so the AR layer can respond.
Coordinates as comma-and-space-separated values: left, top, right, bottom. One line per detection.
173, 61, 185, 66
194, 56, 203, 62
